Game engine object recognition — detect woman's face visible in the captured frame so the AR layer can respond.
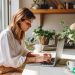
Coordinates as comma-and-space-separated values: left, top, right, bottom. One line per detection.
20, 19, 32, 31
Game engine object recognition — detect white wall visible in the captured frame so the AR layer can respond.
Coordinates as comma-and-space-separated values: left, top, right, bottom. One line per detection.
19, 0, 75, 38
43, 14, 75, 33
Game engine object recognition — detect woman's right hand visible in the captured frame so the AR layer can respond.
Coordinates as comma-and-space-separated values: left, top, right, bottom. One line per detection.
43, 53, 51, 63
35, 53, 51, 63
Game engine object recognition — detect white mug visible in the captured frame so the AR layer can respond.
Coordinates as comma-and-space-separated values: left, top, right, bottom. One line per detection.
33, 44, 44, 53
66, 60, 75, 71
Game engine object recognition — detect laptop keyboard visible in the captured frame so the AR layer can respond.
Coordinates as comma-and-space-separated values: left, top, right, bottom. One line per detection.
41, 58, 55, 65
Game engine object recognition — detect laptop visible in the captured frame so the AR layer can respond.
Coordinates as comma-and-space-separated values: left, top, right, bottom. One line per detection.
41, 39, 65, 67
28, 39, 65, 67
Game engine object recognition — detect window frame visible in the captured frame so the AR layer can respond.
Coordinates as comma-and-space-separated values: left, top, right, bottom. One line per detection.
1, 0, 9, 30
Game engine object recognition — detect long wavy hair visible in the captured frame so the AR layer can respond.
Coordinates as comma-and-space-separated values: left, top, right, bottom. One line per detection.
9, 8, 35, 41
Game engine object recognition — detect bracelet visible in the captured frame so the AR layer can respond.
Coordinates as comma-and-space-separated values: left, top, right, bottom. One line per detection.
35, 57, 36, 62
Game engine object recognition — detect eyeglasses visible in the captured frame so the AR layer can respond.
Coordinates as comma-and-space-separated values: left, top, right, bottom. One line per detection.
21, 18, 25, 22
21, 18, 33, 27
25, 20, 31, 27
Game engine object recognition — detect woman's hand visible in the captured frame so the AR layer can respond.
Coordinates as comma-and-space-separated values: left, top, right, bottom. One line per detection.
27, 52, 36, 57
35, 53, 51, 63
43, 53, 51, 63
25, 52, 51, 64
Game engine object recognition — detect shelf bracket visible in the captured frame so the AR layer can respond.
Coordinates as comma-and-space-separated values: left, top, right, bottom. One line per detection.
40, 14, 44, 27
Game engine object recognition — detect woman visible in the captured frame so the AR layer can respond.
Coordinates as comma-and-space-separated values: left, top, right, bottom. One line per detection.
0, 8, 51, 73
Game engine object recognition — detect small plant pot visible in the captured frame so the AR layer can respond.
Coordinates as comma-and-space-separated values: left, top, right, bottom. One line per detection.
40, 4, 49, 9
37, 36, 49, 45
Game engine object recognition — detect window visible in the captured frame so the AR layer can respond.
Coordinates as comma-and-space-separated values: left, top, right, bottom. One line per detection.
0, 0, 9, 30
0, 0, 2, 31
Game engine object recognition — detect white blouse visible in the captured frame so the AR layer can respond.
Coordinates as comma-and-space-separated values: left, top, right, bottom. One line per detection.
0, 28, 29, 68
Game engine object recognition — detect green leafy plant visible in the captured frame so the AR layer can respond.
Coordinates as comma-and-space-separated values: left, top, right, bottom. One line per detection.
58, 20, 75, 43
58, 20, 69, 39
32, 26, 55, 45
58, 26, 70, 39
57, 20, 75, 48
24, 38, 35, 51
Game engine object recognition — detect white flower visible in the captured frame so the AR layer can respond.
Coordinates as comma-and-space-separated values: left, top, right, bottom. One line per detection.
68, 34, 74, 41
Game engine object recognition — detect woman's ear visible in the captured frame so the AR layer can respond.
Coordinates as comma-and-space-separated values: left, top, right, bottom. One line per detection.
17, 21, 21, 28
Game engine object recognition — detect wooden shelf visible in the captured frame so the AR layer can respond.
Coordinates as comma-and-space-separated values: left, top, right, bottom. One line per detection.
31, 9, 75, 14
31, 9, 75, 26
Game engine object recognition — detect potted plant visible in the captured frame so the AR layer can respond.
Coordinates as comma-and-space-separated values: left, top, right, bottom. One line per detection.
58, 21, 75, 49
32, 26, 55, 45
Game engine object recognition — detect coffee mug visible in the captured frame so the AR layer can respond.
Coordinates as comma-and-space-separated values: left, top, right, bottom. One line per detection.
33, 44, 44, 53
66, 60, 75, 71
